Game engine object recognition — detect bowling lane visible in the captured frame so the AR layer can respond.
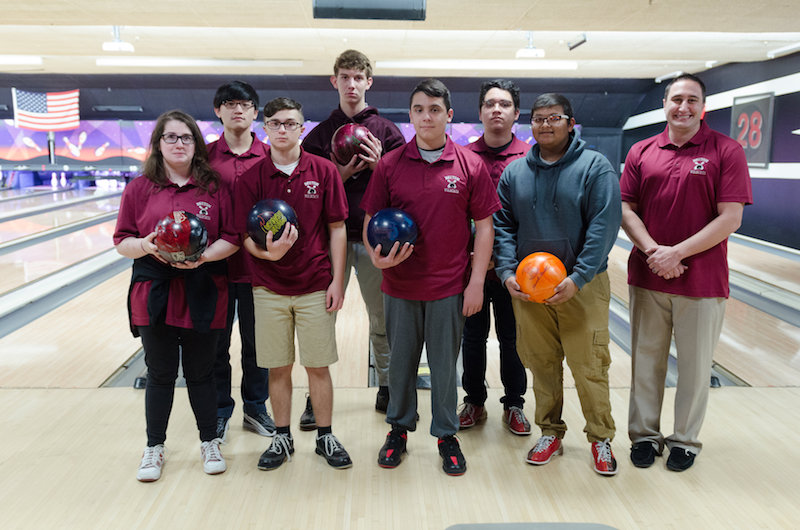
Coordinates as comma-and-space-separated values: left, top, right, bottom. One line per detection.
0, 221, 117, 294
728, 238, 800, 296
0, 194, 120, 243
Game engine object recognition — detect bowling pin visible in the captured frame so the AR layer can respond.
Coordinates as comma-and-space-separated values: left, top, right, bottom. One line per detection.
78, 131, 87, 148
95, 142, 110, 157
51, 172, 58, 188
60, 172, 67, 187
22, 137, 43, 152
63, 137, 81, 158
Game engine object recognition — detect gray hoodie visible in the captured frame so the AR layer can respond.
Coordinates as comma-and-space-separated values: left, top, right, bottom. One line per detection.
493, 131, 621, 290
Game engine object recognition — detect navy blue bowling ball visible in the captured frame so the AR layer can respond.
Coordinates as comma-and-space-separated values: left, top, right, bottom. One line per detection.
154, 211, 208, 263
367, 208, 418, 256
247, 199, 298, 249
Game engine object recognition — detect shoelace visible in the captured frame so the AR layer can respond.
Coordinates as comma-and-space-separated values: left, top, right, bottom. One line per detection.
509, 408, 526, 425
318, 433, 344, 457
270, 434, 293, 461
533, 435, 556, 454
140, 446, 163, 468
594, 439, 613, 463
202, 439, 223, 462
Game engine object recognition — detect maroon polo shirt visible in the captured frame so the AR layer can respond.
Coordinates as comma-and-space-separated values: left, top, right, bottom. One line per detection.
234, 148, 348, 296
361, 136, 501, 301
620, 121, 752, 298
207, 132, 270, 283
302, 106, 406, 241
113, 175, 238, 329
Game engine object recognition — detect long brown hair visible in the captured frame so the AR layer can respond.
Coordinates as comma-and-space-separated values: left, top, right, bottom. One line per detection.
142, 109, 219, 193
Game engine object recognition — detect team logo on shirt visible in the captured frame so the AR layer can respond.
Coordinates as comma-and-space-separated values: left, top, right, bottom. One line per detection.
691, 157, 709, 175
195, 201, 212, 220
443, 175, 462, 194
304, 180, 320, 198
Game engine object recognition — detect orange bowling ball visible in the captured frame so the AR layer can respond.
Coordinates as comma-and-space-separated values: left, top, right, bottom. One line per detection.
515, 252, 567, 303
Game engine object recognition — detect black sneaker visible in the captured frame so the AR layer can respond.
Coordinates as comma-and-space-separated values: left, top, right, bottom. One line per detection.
375, 386, 389, 413
257, 433, 294, 471
378, 429, 407, 468
630, 441, 659, 468
244, 411, 277, 437
437, 435, 466, 476
315, 433, 352, 469
666, 447, 696, 472
299, 394, 316, 431
215, 417, 230, 443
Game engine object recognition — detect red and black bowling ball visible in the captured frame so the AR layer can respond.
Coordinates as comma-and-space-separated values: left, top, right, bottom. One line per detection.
154, 211, 208, 263
330, 123, 370, 165
367, 208, 418, 256
247, 199, 299, 249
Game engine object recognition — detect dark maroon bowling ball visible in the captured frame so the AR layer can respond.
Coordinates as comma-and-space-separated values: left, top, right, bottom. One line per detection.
367, 208, 418, 256
154, 211, 208, 263
246, 199, 299, 249
330, 123, 370, 165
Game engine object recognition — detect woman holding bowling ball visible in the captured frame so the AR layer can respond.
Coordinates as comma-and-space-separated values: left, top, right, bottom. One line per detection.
113, 110, 239, 482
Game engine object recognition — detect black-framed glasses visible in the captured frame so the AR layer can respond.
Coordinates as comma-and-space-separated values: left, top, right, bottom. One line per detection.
264, 120, 302, 131
222, 100, 255, 110
482, 99, 515, 110
161, 133, 195, 144
531, 114, 571, 126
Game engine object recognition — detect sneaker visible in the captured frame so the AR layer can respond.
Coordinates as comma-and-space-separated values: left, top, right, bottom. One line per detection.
315, 433, 353, 469
630, 441, 659, 468
525, 435, 562, 465
666, 447, 696, 472
502, 407, 532, 435
458, 402, 487, 429
215, 417, 230, 443
243, 410, 277, 437
375, 386, 389, 413
592, 439, 618, 476
136, 444, 165, 482
257, 433, 294, 471
299, 394, 316, 431
438, 435, 467, 476
377, 428, 407, 468
200, 438, 227, 475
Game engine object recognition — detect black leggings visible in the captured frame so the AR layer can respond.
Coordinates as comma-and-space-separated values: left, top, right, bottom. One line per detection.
138, 324, 220, 445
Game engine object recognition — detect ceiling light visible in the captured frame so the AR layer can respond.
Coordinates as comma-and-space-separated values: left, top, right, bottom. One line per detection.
0, 55, 43, 65
767, 42, 800, 59
92, 105, 143, 112
567, 33, 587, 51
516, 32, 545, 59
95, 57, 304, 68
377, 59, 577, 71
102, 26, 135, 53
655, 71, 684, 83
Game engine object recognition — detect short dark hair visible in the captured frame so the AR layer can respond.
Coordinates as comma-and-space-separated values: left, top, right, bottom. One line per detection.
531, 93, 574, 119
479, 79, 521, 111
334, 49, 373, 78
663, 73, 707, 102
263, 97, 304, 121
409, 78, 452, 111
213, 80, 259, 109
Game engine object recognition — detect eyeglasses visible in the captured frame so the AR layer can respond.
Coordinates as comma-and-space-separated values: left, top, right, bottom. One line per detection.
161, 133, 195, 144
531, 114, 571, 126
482, 99, 515, 110
222, 100, 255, 110
264, 120, 302, 131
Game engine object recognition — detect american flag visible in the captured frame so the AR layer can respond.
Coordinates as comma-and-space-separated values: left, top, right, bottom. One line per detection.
12, 88, 80, 131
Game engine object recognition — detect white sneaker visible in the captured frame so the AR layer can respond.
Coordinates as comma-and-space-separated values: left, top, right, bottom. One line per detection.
137, 444, 165, 482
200, 438, 226, 475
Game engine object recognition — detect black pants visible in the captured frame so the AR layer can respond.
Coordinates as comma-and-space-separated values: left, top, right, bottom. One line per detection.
139, 324, 220, 446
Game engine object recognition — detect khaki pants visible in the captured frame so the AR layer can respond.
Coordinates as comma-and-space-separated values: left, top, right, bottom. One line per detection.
512, 272, 615, 443
627, 286, 726, 454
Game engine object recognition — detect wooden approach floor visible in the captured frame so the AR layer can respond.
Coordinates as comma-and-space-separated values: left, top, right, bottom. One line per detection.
1, 386, 799, 529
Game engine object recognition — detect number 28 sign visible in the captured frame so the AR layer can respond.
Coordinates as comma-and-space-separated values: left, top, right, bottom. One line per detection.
730, 93, 774, 168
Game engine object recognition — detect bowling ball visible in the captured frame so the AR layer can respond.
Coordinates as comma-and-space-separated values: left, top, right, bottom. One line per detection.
247, 198, 298, 249
154, 211, 208, 263
330, 123, 370, 165
367, 208, 418, 256
515, 252, 567, 303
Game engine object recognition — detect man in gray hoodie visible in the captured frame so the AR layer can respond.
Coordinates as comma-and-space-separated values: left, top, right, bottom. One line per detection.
493, 93, 622, 476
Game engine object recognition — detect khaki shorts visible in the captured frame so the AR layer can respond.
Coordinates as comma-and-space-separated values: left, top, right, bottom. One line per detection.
252, 287, 338, 369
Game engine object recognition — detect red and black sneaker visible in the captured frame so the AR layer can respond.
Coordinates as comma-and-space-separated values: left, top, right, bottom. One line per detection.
438, 435, 467, 476
378, 428, 407, 468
